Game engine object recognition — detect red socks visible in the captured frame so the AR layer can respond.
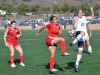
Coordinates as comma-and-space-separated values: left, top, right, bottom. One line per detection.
20, 56, 24, 63
10, 55, 24, 64
10, 56, 14, 64
49, 57, 55, 70
60, 41, 66, 54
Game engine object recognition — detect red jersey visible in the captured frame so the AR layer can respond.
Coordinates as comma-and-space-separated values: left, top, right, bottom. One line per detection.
5, 27, 21, 42
45, 22, 60, 37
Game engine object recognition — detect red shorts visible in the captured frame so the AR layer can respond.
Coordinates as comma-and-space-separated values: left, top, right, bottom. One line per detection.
46, 36, 57, 49
7, 40, 20, 47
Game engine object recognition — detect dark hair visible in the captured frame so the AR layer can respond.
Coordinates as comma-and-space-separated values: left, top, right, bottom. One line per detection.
11, 21, 16, 25
77, 8, 83, 13
50, 16, 57, 21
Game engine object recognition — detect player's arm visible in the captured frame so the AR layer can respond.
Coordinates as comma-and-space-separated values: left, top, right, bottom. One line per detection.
59, 24, 63, 36
85, 6, 94, 20
3, 29, 9, 47
16, 28, 22, 38
73, 16, 78, 29
19, 29, 22, 36
36, 26, 45, 36
86, 25, 92, 38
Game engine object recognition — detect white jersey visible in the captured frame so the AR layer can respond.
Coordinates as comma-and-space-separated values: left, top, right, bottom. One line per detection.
75, 16, 87, 32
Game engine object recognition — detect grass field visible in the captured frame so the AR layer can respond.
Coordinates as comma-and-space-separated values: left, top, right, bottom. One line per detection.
0, 30, 100, 75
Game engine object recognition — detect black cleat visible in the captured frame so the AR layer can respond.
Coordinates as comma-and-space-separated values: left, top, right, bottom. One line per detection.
74, 64, 79, 72
69, 41, 73, 46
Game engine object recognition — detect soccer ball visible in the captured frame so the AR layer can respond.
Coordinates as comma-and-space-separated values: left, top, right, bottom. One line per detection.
68, 28, 75, 38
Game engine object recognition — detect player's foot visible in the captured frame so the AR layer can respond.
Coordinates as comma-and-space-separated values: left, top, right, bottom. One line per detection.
49, 68, 58, 73
69, 41, 73, 46
20, 62, 25, 66
11, 63, 16, 68
74, 64, 79, 72
62, 52, 69, 56
88, 50, 92, 54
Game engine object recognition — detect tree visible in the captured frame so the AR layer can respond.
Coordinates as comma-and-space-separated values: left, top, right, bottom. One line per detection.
0, 3, 15, 13
61, 2, 70, 12
18, 3, 30, 15
70, 5, 77, 13
41, 6, 50, 13
53, 4, 61, 13
31, 4, 40, 14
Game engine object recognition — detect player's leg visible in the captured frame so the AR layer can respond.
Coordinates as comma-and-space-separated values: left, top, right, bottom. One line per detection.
49, 46, 57, 73
53, 37, 69, 56
8, 45, 16, 68
85, 40, 92, 54
75, 42, 84, 72
15, 45, 25, 66
69, 31, 85, 46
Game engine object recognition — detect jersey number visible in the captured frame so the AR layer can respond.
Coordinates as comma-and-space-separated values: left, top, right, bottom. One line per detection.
81, 22, 85, 26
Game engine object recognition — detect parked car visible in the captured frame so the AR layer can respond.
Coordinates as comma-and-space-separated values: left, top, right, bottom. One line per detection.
87, 19, 99, 24
43, 18, 50, 25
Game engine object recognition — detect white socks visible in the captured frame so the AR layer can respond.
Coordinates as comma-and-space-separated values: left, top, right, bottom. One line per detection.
73, 34, 82, 44
75, 54, 82, 66
86, 46, 92, 53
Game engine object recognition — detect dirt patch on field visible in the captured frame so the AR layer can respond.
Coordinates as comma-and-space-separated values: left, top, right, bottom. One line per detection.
65, 24, 100, 30
0, 24, 100, 30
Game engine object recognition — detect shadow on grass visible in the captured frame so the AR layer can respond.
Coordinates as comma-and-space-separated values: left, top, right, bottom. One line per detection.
37, 63, 64, 71
8, 59, 20, 64
75, 49, 88, 53
64, 61, 83, 70
64, 62, 75, 69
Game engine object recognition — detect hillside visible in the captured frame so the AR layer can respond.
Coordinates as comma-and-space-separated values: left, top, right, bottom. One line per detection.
0, 0, 100, 6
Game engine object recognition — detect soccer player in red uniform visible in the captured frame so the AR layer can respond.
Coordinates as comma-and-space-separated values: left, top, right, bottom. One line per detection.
3, 21, 25, 68
36, 16, 69, 73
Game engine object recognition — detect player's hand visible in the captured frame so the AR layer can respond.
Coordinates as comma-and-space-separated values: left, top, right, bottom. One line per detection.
5, 42, 9, 47
36, 33, 39, 37
90, 6, 94, 11
76, 16, 79, 20
16, 35, 20, 38
59, 23, 62, 29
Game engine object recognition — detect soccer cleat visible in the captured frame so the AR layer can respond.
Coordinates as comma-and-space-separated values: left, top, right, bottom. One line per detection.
74, 64, 79, 72
49, 68, 58, 73
62, 52, 69, 56
69, 41, 73, 46
11, 63, 16, 68
20, 62, 25, 66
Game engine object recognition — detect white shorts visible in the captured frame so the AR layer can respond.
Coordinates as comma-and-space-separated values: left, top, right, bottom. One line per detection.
78, 31, 89, 42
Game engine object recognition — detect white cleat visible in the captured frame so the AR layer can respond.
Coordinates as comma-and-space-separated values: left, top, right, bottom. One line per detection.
49, 68, 58, 73
11, 63, 16, 68
62, 52, 69, 56
20, 62, 25, 66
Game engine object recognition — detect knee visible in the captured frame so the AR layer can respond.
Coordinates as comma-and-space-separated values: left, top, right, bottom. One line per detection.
50, 54, 55, 57
78, 47, 83, 55
81, 32, 85, 36
19, 51, 24, 56
50, 52, 55, 57
10, 51, 14, 56
61, 38, 65, 41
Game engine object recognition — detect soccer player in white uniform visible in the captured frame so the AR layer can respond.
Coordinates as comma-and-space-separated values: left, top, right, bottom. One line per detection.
69, 6, 94, 72
84, 25, 92, 54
